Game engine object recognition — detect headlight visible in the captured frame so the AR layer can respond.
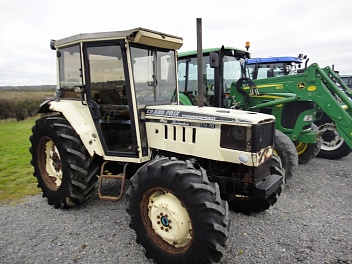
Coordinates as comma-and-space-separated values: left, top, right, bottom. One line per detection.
220, 122, 274, 152
220, 125, 250, 151
231, 126, 246, 140
251, 122, 274, 152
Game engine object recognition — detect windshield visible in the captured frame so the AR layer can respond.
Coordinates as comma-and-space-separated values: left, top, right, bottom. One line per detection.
246, 62, 299, 80
130, 45, 177, 106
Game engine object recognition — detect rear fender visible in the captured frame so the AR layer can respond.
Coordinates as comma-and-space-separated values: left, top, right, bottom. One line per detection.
41, 100, 104, 157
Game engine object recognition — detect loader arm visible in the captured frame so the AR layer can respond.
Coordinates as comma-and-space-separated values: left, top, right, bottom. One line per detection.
311, 65, 352, 149
232, 63, 352, 150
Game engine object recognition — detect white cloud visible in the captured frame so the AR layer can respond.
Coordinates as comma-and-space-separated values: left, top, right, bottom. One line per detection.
0, 0, 351, 85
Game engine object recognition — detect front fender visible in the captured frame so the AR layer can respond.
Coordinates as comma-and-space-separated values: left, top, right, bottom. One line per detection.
38, 99, 54, 113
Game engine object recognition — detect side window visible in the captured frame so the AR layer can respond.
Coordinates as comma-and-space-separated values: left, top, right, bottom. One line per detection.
177, 57, 209, 95
58, 45, 82, 99
223, 56, 242, 92
87, 45, 126, 105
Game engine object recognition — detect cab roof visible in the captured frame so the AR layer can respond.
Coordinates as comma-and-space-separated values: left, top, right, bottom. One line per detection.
247, 56, 302, 64
178, 46, 250, 58
52, 27, 183, 50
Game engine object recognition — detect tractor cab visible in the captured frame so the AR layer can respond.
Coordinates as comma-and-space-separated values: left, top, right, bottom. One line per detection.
246, 55, 307, 80
178, 46, 250, 107
48, 28, 182, 161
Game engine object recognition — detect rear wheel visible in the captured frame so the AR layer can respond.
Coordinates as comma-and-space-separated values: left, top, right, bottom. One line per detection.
315, 116, 351, 159
294, 124, 322, 164
228, 155, 285, 215
29, 115, 99, 208
274, 130, 298, 179
126, 157, 230, 264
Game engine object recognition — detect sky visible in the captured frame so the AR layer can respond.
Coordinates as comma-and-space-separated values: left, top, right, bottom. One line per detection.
1, 0, 351, 86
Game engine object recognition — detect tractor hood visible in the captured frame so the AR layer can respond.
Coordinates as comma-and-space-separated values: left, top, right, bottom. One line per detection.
144, 104, 275, 166
145, 105, 275, 125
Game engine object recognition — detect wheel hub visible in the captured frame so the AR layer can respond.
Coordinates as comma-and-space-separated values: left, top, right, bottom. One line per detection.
321, 127, 336, 141
148, 190, 192, 248
160, 215, 170, 227
51, 148, 62, 172
38, 137, 63, 191
319, 123, 344, 150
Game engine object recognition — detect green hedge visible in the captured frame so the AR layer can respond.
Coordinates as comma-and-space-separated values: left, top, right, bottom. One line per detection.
0, 98, 44, 121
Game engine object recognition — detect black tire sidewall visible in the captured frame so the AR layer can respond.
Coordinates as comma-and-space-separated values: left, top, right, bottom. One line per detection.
127, 158, 227, 264
31, 118, 72, 204
274, 129, 298, 179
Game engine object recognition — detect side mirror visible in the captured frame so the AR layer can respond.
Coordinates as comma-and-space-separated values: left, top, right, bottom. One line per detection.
209, 52, 219, 68
50, 39, 56, 50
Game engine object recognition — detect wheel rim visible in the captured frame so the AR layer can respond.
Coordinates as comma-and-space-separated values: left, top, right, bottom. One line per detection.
140, 187, 193, 254
295, 142, 308, 155
37, 136, 63, 191
319, 123, 344, 151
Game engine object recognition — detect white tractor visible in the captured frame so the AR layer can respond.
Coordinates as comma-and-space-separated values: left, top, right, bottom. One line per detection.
30, 27, 284, 263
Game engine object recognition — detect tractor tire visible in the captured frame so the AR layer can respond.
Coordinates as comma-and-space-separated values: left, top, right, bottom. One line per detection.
228, 155, 285, 215
29, 115, 99, 208
315, 116, 351, 160
274, 129, 298, 179
294, 124, 322, 164
126, 157, 230, 264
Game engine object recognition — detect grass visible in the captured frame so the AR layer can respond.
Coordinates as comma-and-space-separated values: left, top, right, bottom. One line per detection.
0, 117, 41, 204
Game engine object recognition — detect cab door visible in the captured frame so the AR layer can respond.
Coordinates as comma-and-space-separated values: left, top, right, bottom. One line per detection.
83, 42, 139, 157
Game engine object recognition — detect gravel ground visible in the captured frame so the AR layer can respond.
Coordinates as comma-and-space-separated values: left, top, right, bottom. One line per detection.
0, 155, 351, 264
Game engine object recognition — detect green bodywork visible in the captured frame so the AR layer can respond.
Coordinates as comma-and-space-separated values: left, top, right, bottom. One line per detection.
179, 92, 194, 105
178, 48, 352, 148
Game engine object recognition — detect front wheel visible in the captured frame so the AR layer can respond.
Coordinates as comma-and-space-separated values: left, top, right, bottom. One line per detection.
29, 115, 99, 208
274, 130, 298, 179
126, 157, 230, 264
315, 116, 351, 159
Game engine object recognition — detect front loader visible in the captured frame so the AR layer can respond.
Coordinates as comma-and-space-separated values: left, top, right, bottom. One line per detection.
246, 56, 352, 159
178, 46, 352, 169
29, 28, 284, 264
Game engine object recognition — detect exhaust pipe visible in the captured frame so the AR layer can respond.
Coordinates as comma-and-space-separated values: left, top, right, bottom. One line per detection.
196, 18, 204, 107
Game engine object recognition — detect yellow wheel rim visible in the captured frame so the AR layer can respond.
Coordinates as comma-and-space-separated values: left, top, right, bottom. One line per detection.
296, 142, 308, 155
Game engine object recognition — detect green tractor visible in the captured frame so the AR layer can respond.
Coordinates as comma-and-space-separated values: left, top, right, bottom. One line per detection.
178, 47, 352, 168
29, 28, 284, 263
178, 47, 301, 179
246, 56, 352, 160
